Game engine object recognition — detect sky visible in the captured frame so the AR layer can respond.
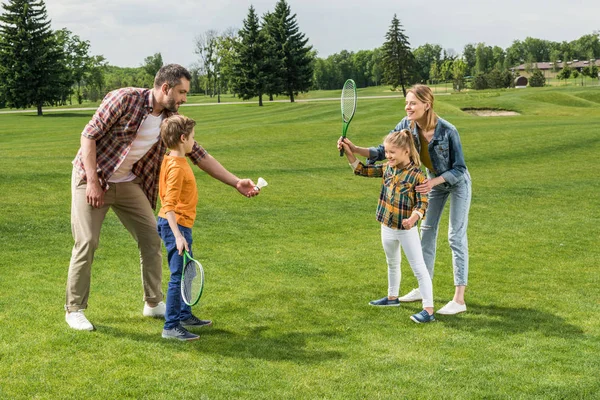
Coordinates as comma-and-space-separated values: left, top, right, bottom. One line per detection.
38, 0, 600, 68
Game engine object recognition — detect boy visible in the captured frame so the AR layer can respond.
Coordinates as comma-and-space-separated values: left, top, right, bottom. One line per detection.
157, 115, 212, 341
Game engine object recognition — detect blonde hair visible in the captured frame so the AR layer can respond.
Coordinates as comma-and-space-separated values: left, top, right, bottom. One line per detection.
160, 115, 196, 149
384, 129, 420, 167
407, 84, 438, 132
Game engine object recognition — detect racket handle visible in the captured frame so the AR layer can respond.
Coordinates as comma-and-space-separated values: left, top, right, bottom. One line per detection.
339, 148, 345, 157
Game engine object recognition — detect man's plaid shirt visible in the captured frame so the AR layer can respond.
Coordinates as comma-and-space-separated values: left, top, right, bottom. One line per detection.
354, 161, 428, 230
72, 88, 207, 209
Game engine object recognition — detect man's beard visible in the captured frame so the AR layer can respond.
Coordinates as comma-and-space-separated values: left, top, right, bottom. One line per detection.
165, 97, 178, 112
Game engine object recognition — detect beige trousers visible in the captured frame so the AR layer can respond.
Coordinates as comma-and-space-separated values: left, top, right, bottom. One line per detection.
65, 168, 163, 312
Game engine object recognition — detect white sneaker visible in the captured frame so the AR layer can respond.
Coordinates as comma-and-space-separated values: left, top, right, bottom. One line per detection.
398, 288, 422, 302
143, 301, 166, 317
65, 310, 95, 331
437, 300, 467, 315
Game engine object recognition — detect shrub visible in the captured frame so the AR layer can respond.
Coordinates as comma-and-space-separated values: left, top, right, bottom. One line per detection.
529, 68, 546, 87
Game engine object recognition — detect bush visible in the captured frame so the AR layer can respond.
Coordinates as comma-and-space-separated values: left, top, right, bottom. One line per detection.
472, 72, 488, 90
529, 68, 546, 87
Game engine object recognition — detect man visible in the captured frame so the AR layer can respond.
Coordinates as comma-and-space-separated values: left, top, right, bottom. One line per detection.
65, 64, 258, 330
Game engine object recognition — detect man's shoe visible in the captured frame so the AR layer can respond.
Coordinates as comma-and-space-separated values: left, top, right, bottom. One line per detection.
398, 288, 422, 302
162, 326, 200, 341
410, 309, 436, 323
181, 315, 212, 328
437, 300, 467, 315
65, 310, 95, 331
143, 301, 166, 318
369, 297, 401, 307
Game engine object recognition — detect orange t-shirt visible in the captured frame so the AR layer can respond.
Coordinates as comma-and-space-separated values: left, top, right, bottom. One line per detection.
158, 155, 197, 228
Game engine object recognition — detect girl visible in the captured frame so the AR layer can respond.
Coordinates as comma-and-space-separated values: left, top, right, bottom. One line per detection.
340, 85, 471, 315
340, 129, 434, 323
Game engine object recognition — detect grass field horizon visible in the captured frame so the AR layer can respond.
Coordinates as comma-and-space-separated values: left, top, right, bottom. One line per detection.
0, 85, 599, 399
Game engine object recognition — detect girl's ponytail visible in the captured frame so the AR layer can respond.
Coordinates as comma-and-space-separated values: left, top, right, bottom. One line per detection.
406, 130, 421, 167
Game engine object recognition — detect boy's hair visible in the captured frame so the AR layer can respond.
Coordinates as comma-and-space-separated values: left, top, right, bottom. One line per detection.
154, 64, 192, 89
407, 84, 438, 132
160, 115, 196, 149
384, 129, 421, 167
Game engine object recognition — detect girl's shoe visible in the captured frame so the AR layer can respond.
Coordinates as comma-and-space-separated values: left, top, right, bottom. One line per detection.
410, 309, 436, 323
369, 297, 400, 307
437, 300, 467, 315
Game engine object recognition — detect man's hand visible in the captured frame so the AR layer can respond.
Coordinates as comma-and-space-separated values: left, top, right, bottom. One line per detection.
236, 179, 259, 197
86, 179, 105, 208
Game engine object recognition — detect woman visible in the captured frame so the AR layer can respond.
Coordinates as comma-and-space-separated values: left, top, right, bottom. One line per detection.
339, 85, 471, 314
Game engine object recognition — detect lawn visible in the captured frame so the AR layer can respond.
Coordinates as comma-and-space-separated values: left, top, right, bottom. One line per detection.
0, 85, 599, 399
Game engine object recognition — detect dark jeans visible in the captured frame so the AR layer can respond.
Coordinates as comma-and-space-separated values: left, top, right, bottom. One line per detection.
157, 217, 193, 329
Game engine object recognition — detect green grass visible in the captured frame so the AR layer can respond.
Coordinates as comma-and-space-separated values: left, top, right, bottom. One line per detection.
0, 85, 599, 399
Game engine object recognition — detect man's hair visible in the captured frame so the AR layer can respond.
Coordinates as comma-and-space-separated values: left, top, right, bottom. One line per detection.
154, 64, 192, 89
160, 115, 196, 149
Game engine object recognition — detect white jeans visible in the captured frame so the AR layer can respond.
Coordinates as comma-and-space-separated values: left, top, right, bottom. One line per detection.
381, 225, 433, 308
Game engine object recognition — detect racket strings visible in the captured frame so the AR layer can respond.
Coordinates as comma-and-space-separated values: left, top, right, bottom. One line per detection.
182, 260, 199, 304
341, 81, 356, 122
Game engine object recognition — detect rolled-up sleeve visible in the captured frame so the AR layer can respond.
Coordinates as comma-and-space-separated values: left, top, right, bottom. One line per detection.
82, 90, 126, 140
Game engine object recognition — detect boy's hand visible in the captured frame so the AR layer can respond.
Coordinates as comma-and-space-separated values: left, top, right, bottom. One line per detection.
236, 179, 259, 197
175, 236, 189, 255
402, 215, 419, 230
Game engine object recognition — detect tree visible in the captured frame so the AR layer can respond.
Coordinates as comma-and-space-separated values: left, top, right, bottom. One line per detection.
261, 11, 286, 100
0, 0, 68, 115
429, 61, 439, 85
529, 68, 545, 87
557, 65, 572, 84
54, 28, 102, 105
452, 59, 467, 91
413, 43, 442, 83
142, 52, 163, 79
232, 6, 269, 106
266, 0, 314, 102
381, 14, 415, 96
462, 43, 477, 75
194, 30, 219, 97
582, 64, 599, 80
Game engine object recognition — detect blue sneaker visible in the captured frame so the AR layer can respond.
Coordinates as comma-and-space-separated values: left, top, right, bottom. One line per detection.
410, 310, 436, 323
162, 326, 200, 341
369, 297, 400, 307
181, 315, 213, 328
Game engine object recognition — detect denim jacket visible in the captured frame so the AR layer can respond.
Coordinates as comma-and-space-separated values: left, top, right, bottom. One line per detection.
368, 117, 468, 186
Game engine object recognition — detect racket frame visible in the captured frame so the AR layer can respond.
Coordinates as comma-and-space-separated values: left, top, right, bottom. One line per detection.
181, 250, 205, 306
340, 79, 357, 156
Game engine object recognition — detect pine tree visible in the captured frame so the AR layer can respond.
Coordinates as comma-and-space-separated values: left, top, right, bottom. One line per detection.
0, 0, 67, 115
267, 0, 314, 102
261, 11, 285, 101
381, 14, 415, 97
233, 6, 268, 106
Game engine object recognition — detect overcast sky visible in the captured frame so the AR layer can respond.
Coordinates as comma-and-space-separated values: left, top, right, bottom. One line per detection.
40, 0, 599, 68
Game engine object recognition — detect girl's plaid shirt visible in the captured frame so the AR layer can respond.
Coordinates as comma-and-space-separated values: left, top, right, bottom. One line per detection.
354, 161, 428, 230
72, 88, 207, 209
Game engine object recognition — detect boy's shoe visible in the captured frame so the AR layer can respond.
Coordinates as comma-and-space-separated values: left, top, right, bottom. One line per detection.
65, 310, 95, 331
162, 326, 200, 341
398, 288, 422, 302
410, 310, 436, 323
437, 300, 467, 315
369, 297, 401, 307
181, 315, 213, 328
143, 301, 166, 318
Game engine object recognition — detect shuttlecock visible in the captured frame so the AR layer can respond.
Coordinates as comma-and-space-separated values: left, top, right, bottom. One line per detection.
254, 177, 268, 190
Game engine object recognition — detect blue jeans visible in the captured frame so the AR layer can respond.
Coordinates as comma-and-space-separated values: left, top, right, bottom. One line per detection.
421, 171, 471, 286
157, 217, 193, 329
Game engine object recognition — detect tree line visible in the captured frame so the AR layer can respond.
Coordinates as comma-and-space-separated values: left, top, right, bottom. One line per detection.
1, 0, 599, 115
